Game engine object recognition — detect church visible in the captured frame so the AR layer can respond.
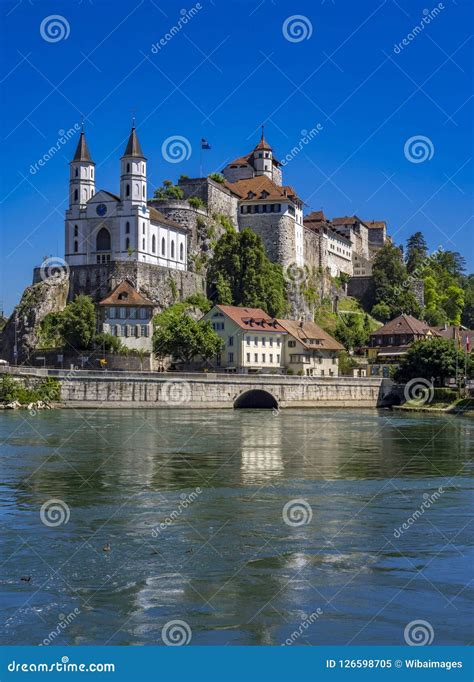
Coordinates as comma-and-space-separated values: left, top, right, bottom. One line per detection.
64, 125, 188, 271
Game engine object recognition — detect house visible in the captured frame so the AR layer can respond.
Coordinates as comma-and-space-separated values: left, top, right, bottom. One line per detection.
97, 280, 155, 352
436, 325, 472, 353
367, 314, 440, 364
201, 304, 287, 373
277, 319, 344, 376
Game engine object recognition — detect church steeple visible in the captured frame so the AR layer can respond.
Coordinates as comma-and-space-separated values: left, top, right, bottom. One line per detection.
253, 125, 273, 179
120, 123, 147, 204
69, 129, 95, 208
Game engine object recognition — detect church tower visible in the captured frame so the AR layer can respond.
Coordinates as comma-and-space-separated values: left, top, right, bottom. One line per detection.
69, 129, 95, 208
120, 124, 147, 205
252, 126, 273, 180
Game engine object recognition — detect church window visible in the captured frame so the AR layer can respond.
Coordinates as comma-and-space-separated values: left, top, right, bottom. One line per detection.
179, 243, 184, 260
91, 168, 94, 179
161, 237, 166, 256
96, 227, 111, 252
125, 222, 130, 233
142, 186, 145, 198
152, 234, 156, 253
125, 237, 130, 250
74, 225, 78, 237
171, 241, 175, 258
126, 184, 130, 196
142, 222, 145, 234
142, 238, 145, 250
74, 189, 78, 201
74, 240, 78, 253
126, 163, 130, 173
265, 164, 269, 171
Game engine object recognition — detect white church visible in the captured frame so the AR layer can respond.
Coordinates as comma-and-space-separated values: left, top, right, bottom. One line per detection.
64, 125, 188, 270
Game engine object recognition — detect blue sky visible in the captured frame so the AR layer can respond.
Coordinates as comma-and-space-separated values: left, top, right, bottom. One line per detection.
0, 0, 472, 314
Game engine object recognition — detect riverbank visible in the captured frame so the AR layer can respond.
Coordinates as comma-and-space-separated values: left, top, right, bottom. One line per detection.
393, 398, 474, 417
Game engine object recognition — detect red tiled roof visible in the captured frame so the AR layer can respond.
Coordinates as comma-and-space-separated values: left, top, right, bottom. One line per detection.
365, 220, 386, 229
147, 204, 188, 231
370, 314, 440, 337
277, 319, 344, 351
224, 176, 301, 202
216, 305, 287, 332
98, 280, 155, 307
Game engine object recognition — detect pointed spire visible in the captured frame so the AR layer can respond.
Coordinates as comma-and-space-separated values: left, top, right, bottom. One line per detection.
254, 124, 272, 151
72, 130, 93, 162
122, 124, 145, 158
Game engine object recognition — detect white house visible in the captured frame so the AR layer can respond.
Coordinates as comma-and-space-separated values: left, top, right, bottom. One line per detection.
97, 279, 155, 352
277, 318, 344, 376
202, 304, 287, 373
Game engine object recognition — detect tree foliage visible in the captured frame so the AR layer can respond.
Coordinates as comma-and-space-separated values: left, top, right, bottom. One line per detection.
153, 304, 223, 364
60, 295, 96, 350
207, 228, 286, 317
335, 313, 372, 351
371, 242, 422, 319
405, 231, 428, 274
394, 337, 471, 385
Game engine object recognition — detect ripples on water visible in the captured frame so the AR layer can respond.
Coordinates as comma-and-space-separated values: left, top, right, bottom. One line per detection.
0, 408, 472, 645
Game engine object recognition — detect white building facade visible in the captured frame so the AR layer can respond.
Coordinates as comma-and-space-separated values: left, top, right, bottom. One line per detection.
65, 127, 188, 270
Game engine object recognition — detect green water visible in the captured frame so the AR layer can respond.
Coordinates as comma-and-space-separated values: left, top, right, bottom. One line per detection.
1, 408, 472, 645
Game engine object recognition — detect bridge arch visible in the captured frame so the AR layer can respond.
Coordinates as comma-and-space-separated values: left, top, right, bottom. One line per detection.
234, 389, 278, 409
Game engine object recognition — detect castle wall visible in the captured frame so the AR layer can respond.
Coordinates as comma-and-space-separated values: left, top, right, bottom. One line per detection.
238, 214, 296, 268
178, 178, 238, 227
33, 262, 206, 310
303, 228, 321, 269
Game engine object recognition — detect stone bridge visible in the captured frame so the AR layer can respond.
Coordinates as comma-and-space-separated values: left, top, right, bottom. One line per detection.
2, 368, 394, 409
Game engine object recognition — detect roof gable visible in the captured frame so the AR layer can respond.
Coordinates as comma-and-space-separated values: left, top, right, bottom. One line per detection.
277, 319, 344, 351
98, 280, 154, 307
213, 305, 286, 332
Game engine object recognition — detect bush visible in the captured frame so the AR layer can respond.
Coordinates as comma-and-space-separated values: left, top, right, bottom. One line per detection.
209, 173, 225, 184
0, 376, 61, 404
432, 387, 457, 403
94, 333, 126, 354
188, 196, 206, 209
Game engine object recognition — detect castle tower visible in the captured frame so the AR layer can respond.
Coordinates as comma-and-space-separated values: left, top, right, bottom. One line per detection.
252, 126, 273, 180
69, 130, 95, 208
120, 124, 147, 206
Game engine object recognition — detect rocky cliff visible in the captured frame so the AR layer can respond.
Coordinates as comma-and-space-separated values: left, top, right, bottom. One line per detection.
0, 276, 69, 363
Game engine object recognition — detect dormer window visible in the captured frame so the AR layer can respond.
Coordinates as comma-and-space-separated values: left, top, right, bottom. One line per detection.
247, 191, 255, 199
261, 190, 269, 199
118, 292, 128, 301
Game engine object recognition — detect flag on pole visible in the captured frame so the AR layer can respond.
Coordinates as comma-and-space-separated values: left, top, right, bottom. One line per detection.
466, 335, 470, 353
201, 138, 211, 150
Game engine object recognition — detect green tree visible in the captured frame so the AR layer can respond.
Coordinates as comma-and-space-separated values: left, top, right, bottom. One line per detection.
60, 295, 96, 350
405, 231, 428, 274
335, 313, 370, 351
460, 274, 474, 328
372, 242, 422, 319
394, 337, 470, 386
442, 284, 465, 326
207, 228, 286, 317
371, 301, 391, 322
153, 305, 223, 364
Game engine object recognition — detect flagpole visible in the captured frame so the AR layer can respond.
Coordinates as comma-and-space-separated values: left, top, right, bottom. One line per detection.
199, 141, 203, 177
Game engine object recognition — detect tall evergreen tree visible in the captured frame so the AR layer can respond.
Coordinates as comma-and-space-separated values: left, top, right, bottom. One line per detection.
405, 231, 428, 274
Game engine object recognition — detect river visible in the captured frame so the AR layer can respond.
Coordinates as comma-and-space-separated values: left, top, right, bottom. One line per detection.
0, 408, 472, 646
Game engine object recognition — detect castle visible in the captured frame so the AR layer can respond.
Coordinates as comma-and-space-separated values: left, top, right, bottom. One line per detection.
63, 124, 388, 296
